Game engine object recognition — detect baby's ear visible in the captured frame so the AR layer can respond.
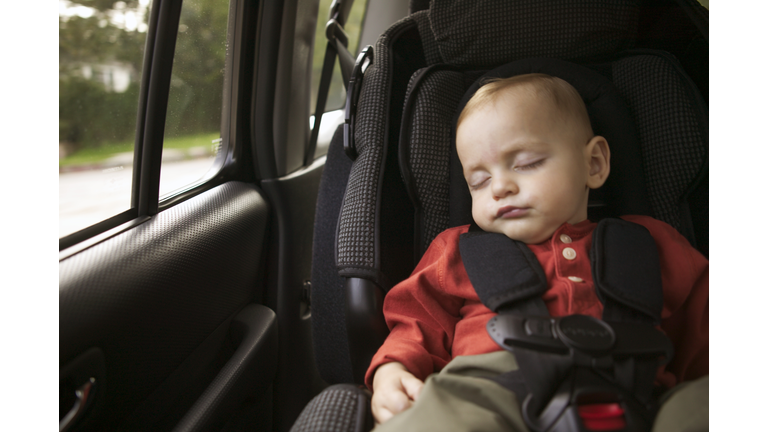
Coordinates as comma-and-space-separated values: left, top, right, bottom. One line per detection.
586, 136, 610, 189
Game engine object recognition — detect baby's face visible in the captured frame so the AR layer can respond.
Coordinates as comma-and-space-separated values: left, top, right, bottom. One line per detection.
456, 92, 595, 244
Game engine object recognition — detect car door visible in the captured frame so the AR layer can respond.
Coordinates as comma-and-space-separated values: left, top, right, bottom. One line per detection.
58, 0, 331, 430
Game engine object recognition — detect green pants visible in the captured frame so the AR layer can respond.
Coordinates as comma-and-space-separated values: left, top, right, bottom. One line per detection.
373, 351, 708, 432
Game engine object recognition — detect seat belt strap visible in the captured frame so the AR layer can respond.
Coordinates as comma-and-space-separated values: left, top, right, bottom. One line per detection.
592, 219, 663, 403
591, 218, 663, 326
307, 0, 356, 166
459, 222, 549, 315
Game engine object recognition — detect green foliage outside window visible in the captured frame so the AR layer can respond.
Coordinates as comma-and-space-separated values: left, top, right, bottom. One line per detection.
59, 0, 148, 152
60, 0, 228, 159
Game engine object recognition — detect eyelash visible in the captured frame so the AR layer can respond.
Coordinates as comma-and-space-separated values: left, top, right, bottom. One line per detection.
469, 178, 489, 191
515, 159, 544, 171
468, 159, 544, 190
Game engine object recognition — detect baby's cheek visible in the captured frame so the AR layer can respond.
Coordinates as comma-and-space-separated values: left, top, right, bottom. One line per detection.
472, 208, 493, 231
470, 206, 483, 225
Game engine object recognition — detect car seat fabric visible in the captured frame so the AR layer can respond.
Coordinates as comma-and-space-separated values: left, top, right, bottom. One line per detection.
336, 13, 426, 288
289, 384, 372, 432
399, 67, 467, 256
311, 125, 356, 384
612, 53, 708, 244
427, 0, 639, 67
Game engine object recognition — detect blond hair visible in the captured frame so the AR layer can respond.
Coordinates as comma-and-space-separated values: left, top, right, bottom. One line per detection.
457, 73, 593, 138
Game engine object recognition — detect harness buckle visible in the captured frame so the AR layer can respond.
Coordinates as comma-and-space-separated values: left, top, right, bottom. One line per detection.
488, 314, 673, 431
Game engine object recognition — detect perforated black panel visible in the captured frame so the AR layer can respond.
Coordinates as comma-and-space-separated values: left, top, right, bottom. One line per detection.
59, 182, 270, 430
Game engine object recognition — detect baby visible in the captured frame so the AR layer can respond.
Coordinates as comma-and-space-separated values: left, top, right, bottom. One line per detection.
367, 74, 709, 431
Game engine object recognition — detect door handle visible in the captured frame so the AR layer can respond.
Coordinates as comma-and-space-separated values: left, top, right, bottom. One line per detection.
60, 377, 96, 432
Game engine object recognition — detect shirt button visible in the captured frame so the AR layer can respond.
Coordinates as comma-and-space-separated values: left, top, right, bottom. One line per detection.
567, 276, 584, 283
560, 234, 572, 244
563, 247, 577, 260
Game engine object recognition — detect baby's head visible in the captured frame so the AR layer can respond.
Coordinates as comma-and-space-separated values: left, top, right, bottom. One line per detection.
456, 73, 610, 244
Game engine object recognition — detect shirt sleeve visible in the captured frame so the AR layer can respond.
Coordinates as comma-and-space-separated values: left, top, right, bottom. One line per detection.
622, 215, 709, 387
364, 229, 466, 390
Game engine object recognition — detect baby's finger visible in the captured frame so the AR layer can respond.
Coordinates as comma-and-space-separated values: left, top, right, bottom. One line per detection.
373, 406, 394, 424
373, 394, 411, 424
372, 388, 411, 423
386, 389, 413, 414
401, 375, 424, 401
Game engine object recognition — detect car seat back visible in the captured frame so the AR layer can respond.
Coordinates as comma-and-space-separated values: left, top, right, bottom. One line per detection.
311, 0, 708, 386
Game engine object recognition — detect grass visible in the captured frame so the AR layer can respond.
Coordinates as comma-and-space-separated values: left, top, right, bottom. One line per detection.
60, 132, 221, 167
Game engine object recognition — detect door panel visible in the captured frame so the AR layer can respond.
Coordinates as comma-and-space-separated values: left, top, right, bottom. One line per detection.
261, 157, 327, 430
59, 181, 273, 431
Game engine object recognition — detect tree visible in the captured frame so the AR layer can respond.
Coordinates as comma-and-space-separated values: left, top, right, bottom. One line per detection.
59, 0, 149, 149
59, 0, 230, 151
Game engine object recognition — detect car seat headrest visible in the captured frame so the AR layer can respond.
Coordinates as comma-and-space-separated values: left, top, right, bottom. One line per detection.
449, 58, 651, 227
428, 0, 639, 67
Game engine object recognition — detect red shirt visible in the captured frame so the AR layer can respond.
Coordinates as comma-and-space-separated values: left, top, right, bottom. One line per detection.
365, 216, 709, 390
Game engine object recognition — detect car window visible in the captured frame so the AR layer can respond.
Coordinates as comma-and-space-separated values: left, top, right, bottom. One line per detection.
59, 0, 151, 238
308, 0, 368, 159
310, 0, 368, 115
159, 0, 229, 199
59, 0, 230, 240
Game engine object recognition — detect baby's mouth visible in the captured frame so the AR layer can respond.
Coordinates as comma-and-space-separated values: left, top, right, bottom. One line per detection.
497, 206, 529, 218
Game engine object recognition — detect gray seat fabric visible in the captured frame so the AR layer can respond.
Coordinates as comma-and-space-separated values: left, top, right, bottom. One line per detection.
612, 53, 708, 239
289, 385, 372, 432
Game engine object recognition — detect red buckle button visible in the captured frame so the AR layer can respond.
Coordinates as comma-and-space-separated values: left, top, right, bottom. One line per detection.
577, 403, 626, 431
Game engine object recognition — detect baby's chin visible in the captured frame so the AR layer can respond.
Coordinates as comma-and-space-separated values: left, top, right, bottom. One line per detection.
476, 221, 555, 245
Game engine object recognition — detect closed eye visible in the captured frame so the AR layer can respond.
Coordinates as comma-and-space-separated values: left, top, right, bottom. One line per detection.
514, 159, 544, 171
468, 176, 490, 191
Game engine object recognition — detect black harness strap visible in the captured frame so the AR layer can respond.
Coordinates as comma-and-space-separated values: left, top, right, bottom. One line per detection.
591, 219, 664, 404
591, 219, 663, 326
459, 222, 549, 315
460, 222, 571, 413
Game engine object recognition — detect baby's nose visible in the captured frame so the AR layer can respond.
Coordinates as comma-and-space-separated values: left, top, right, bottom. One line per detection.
492, 176, 518, 199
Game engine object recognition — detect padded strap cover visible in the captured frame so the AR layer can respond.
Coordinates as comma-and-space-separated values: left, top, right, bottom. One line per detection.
459, 223, 548, 314
591, 218, 663, 325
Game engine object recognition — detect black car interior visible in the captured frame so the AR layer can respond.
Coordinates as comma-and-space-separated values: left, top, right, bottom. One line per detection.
59, 0, 707, 431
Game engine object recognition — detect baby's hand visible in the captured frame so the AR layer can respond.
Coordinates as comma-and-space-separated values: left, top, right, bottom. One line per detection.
371, 362, 424, 424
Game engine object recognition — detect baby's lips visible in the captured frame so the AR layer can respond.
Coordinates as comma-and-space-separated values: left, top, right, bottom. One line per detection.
497, 206, 529, 218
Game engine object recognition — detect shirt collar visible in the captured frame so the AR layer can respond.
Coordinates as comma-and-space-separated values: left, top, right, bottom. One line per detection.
557, 219, 596, 239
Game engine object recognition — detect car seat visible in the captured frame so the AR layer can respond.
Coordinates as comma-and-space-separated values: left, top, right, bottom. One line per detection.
294, 0, 708, 430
